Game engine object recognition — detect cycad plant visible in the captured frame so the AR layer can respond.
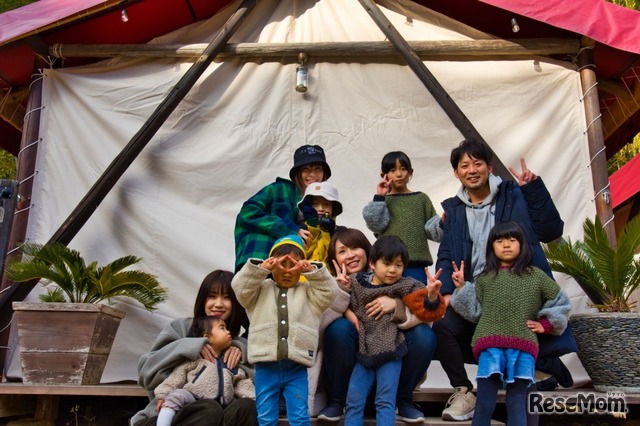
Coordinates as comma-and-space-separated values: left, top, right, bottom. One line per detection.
543, 215, 640, 312
6, 242, 168, 311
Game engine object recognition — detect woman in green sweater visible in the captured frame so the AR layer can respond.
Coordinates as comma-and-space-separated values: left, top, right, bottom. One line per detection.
449, 221, 571, 426
362, 151, 442, 283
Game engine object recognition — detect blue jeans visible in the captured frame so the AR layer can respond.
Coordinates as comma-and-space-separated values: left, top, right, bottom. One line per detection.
344, 359, 402, 426
255, 360, 309, 426
403, 265, 427, 283
323, 318, 436, 408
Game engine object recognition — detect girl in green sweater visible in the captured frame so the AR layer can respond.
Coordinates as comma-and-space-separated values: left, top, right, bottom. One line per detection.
362, 151, 442, 283
450, 221, 571, 426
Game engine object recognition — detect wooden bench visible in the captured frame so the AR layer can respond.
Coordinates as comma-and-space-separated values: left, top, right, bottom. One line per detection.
1, 383, 638, 425
0, 382, 147, 425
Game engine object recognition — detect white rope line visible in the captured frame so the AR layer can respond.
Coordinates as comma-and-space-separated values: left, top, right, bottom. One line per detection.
591, 182, 610, 201
603, 215, 615, 228
580, 82, 598, 100
0, 312, 14, 338
602, 102, 618, 127
17, 138, 41, 159
583, 113, 602, 135
18, 171, 37, 185
0, 86, 11, 110
576, 63, 596, 72
621, 78, 640, 108
616, 95, 632, 118
23, 105, 45, 120
587, 146, 606, 167
28, 74, 44, 90
12, 204, 33, 216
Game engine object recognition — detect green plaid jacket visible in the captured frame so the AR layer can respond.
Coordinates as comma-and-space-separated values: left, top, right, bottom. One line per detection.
234, 177, 302, 271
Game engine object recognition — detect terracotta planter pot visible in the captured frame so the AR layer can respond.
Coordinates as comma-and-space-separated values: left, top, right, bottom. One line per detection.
12, 302, 125, 385
570, 312, 640, 393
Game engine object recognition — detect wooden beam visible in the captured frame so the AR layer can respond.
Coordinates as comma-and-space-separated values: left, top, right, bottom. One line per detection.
601, 76, 640, 141
357, 0, 513, 180
0, 0, 259, 314
578, 37, 616, 246
0, 87, 29, 131
598, 78, 635, 103
49, 38, 580, 60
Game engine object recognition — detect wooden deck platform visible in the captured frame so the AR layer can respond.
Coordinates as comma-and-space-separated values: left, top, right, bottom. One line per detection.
0, 382, 638, 425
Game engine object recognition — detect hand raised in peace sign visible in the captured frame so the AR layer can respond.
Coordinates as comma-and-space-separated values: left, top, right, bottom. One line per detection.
508, 158, 537, 186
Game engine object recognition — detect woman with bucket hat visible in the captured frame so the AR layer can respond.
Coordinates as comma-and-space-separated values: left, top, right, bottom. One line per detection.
234, 145, 331, 272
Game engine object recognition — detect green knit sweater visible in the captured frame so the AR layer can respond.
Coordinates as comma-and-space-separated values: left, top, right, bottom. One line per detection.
362, 192, 437, 265
472, 267, 562, 360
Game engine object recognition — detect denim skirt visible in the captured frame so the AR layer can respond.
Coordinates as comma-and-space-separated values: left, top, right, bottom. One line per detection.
476, 347, 535, 387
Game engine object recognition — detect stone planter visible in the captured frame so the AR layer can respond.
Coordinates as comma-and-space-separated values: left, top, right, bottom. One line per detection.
570, 312, 640, 393
12, 302, 125, 385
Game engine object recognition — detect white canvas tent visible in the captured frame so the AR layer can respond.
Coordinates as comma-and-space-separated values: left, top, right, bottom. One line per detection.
6, 0, 596, 387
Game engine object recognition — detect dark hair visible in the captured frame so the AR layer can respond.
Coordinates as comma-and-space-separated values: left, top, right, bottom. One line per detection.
327, 228, 372, 275
381, 151, 413, 175
191, 270, 247, 338
270, 244, 305, 259
196, 315, 225, 337
369, 235, 408, 267
450, 139, 493, 169
483, 221, 533, 276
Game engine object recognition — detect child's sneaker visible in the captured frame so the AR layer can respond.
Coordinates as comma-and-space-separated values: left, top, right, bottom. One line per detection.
317, 404, 343, 422
441, 386, 476, 421
397, 402, 425, 423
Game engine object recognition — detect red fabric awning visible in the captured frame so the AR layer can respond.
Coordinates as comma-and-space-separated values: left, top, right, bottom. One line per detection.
0, 0, 108, 45
479, 0, 640, 55
610, 154, 640, 209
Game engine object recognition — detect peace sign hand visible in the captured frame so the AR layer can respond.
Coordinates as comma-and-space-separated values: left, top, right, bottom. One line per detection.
425, 267, 442, 301
508, 158, 537, 187
452, 261, 465, 289
332, 259, 350, 288
376, 174, 391, 196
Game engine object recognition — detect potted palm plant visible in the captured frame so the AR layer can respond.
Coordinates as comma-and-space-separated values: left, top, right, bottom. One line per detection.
6, 242, 168, 385
543, 215, 640, 392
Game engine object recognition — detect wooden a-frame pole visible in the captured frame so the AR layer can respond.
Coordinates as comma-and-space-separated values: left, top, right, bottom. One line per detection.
0, 0, 258, 312
578, 37, 616, 246
357, 0, 513, 180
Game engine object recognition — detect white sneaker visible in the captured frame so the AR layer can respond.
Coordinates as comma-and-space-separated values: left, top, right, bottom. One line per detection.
441, 386, 476, 421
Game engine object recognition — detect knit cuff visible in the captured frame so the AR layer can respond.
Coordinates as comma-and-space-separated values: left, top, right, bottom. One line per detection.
538, 317, 554, 334
373, 194, 386, 201
392, 299, 407, 323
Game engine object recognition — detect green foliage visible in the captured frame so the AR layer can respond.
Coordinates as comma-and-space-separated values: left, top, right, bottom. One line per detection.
543, 215, 640, 312
608, 0, 640, 10
5, 242, 168, 310
0, 149, 16, 179
608, 135, 640, 175
0, 0, 36, 12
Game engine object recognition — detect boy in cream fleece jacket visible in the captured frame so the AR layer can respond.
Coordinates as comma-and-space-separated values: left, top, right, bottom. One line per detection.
232, 235, 338, 426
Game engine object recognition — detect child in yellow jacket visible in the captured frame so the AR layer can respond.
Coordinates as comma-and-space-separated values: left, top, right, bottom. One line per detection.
297, 181, 343, 268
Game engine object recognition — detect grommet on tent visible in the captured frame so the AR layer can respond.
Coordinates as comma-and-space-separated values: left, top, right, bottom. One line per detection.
511, 18, 520, 33
296, 53, 308, 93
121, 9, 129, 23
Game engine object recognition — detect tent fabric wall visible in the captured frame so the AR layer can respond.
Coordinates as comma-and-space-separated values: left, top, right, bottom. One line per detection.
7, 0, 595, 386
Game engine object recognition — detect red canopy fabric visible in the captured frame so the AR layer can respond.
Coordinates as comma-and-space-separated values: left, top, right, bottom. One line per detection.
0, 0, 107, 45
610, 154, 640, 209
479, 0, 640, 55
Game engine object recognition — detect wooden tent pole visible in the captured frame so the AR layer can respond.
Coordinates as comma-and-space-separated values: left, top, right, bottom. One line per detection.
357, 0, 513, 180
0, 77, 43, 372
49, 38, 580, 60
578, 37, 616, 246
0, 0, 258, 311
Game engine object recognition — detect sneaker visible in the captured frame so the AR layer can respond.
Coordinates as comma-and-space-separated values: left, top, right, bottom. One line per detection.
397, 402, 425, 423
441, 386, 476, 421
317, 404, 343, 422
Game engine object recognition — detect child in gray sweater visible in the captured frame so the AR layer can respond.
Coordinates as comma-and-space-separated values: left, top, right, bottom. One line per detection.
155, 316, 254, 426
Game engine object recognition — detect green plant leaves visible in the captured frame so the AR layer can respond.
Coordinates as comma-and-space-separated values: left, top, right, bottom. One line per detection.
5, 242, 168, 311
543, 215, 640, 312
